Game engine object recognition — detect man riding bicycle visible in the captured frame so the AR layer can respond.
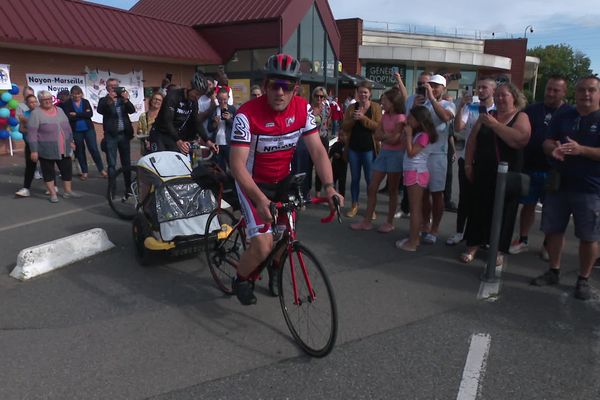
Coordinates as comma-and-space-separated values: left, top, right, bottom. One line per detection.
230, 53, 344, 305
149, 71, 218, 155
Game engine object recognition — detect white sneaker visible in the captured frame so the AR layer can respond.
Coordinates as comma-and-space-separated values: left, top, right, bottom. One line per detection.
45, 187, 59, 195
509, 240, 528, 254
15, 188, 31, 197
445, 232, 464, 246
34, 171, 42, 180
394, 211, 410, 219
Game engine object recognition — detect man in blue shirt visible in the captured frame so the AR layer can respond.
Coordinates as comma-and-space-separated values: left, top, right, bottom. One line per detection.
533, 76, 600, 300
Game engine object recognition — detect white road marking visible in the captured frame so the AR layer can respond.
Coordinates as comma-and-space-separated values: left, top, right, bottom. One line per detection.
0, 202, 107, 233
457, 333, 492, 400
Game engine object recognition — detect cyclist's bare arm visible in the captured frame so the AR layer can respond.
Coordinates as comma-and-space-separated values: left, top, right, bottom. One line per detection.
303, 133, 345, 207
229, 145, 272, 222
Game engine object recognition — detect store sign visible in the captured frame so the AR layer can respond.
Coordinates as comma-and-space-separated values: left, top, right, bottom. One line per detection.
26, 73, 88, 101
365, 64, 406, 87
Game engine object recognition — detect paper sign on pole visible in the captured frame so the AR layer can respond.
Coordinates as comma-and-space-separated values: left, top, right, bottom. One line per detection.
0, 64, 12, 90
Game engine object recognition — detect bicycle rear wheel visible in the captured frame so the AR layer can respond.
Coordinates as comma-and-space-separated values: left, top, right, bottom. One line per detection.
278, 243, 338, 357
204, 207, 245, 294
107, 165, 138, 220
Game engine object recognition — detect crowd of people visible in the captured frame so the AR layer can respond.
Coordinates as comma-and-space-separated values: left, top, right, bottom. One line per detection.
339, 72, 600, 301
8, 53, 600, 301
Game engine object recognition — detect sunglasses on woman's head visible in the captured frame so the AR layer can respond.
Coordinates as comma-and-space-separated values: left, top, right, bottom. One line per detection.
266, 79, 296, 92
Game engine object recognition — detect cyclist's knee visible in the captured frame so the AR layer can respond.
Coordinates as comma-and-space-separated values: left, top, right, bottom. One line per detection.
248, 234, 273, 261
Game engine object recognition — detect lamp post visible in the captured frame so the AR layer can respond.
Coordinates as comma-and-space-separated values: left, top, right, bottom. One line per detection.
524, 25, 534, 38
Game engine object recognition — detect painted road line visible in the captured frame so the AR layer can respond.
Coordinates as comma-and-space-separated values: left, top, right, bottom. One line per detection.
0, 202, 106, 233
457, 333, 492, 400
10, 228, 115, 281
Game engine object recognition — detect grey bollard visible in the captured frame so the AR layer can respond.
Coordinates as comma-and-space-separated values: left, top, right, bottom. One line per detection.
483, 161, 508, 283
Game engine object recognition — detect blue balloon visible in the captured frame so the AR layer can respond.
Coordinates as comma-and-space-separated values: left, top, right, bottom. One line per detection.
0, 108, 9, 118
1, 92, 12, 102
8, 116, 18, 126
11, 123, 20, 132
0, 129, 10, 139
0, 100, 5, 107
10, 131, 23, 141
8, 84, 19, 95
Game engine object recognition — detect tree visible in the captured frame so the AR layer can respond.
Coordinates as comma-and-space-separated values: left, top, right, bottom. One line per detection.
527, 44, 594, 102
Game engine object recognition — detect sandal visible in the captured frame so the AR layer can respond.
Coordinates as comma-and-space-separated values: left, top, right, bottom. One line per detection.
377, 223, 395, 233
79, 173, 88, 181
350, 220, 373, 231
459, 252, 476, 264
100, 170, 108, 178
395, 238, 417, 252
496, 253, 504, 267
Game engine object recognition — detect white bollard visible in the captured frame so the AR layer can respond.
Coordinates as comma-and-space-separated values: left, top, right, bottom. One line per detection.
10, 228, 115, 281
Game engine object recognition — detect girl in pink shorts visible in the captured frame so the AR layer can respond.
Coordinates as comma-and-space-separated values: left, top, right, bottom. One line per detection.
396, 106, 438, 251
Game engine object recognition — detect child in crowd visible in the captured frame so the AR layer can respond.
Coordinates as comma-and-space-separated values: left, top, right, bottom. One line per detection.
350, 87, 406, 232
329, 132, 347, 199
395, 106, 438, 251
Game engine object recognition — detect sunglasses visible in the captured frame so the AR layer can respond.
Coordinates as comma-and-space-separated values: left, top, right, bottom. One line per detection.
266, 79, 296, 92
314, 94, 325, 98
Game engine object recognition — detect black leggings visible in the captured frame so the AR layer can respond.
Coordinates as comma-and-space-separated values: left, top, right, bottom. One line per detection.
39, 156, 73, 182
23, 143, 37, 189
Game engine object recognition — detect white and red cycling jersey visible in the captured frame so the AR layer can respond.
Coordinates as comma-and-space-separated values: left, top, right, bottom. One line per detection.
230, 95, 318, 184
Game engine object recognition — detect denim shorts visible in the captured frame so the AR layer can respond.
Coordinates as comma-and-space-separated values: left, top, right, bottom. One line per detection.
426, 153, 447, 192
372, 148, 404, 173
520, 171, 547, 204
541, 191, 600, 241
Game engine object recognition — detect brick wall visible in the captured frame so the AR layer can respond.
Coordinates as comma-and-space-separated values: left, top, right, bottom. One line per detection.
0, 48, 196, 155
482, 39, 528, 89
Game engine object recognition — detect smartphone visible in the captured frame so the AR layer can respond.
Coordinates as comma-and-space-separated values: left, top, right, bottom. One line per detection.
478, 105, 488, 114
464, 85, 473, 96
416, 86, 427, 96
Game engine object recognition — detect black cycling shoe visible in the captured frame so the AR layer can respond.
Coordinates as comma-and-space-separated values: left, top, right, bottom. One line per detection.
267, 263, 280, 297
232, 277, 257, 305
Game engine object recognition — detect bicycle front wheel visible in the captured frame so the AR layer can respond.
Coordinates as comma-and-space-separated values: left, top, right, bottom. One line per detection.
204, 207, 245, 294
278, 243, 338, 357
107, 165, 139, 220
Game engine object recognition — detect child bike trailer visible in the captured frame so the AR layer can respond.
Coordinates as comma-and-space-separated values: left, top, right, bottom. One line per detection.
132, 151, 220, 264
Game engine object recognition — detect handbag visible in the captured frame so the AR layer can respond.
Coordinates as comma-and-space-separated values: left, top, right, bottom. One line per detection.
494, 131, 530, 197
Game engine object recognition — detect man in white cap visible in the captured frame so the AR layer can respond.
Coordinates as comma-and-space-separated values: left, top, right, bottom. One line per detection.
412, 74, 456, 244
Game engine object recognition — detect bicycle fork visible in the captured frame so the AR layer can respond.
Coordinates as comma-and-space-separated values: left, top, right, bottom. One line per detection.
287, 243, 316, 306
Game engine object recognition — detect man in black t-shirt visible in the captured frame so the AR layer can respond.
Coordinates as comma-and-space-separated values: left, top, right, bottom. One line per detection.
509, 76, 569, 257
533, 76, 600, 301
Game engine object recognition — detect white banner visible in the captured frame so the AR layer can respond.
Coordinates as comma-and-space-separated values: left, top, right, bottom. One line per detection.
84, 68, 145, 123
26, 73, 87, 102
0, 64, 12, 90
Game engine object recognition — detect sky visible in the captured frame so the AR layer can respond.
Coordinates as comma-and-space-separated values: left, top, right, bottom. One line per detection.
90, 0, 600, 74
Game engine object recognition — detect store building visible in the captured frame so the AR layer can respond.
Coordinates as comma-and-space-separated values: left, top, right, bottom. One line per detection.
336, 18, 540, 100
0, 0, 342, 154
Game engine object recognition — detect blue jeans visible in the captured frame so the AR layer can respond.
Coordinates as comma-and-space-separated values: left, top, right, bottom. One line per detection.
74, 128, 104, 173
105, 132, 131, 178
348, 149, 373, 203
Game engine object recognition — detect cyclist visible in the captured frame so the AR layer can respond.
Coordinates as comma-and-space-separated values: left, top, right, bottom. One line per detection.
149, 71, 218, 155
229, 53, 344, 305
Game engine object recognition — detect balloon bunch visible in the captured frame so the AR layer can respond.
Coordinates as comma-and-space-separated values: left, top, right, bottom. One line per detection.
0, 84, 23, 141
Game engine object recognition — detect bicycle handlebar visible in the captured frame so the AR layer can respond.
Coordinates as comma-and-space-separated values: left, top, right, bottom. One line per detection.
271, 195, 342, 224
188, 142, 214, 160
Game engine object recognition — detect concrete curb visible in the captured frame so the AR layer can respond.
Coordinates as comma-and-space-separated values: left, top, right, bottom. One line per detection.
10, 228, 115, 281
